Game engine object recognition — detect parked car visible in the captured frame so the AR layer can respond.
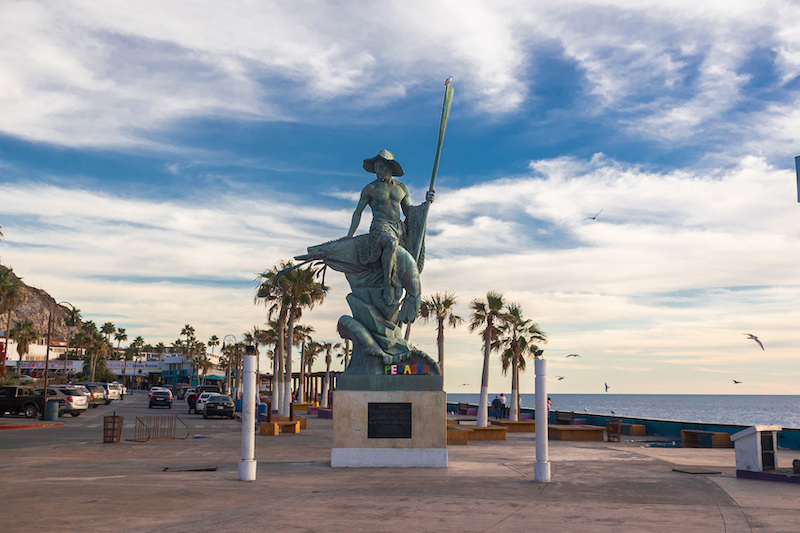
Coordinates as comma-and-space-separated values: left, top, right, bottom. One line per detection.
149, 390, 173, 409
37, 387, 89, 417
76, 382, 107, 407
186, 385, 219, 412
0, 386, 46, 418
203, 394, 235, 419
105, 382, 123, 400
193, 392, 216, 414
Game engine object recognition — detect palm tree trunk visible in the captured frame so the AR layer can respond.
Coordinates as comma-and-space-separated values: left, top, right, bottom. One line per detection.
284, 309, 295, 417
298, 341, 305, 404
437, 319, 445, 378
1, 311, 9, 380
477, 318, 492, 428
321, 356, 331, 408
510, 358, 519, 421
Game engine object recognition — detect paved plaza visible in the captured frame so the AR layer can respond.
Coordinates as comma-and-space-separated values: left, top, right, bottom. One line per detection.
2, 394, 799, 532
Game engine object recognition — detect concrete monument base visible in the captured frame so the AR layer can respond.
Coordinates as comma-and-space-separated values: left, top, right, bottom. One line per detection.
331, 389, 447, 468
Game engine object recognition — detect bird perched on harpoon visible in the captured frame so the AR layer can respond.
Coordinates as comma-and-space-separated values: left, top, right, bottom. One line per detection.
444, 76, 453, 86
743, 334, 764, 350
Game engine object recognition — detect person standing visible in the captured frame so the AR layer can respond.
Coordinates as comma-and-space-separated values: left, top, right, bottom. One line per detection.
499, 393, 507, 418
491, 395, 502, 420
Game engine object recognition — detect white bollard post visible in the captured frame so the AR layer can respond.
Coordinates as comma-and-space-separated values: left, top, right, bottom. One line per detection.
239, 354, 257, 481
534, 358, 550, 482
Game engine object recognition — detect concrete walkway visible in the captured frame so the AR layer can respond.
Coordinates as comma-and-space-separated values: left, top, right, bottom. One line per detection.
1, 415, 799, 532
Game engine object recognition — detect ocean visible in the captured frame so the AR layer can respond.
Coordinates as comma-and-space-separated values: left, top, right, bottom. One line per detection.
446, 393, 800, 429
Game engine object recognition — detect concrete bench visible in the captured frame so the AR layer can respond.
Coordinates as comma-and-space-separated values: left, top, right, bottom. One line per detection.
259, 421, 300, 435
467, 426, 506, 441
317, 408, 333, 419
466, 408, 478, 416
307, 406, 319, 416
446, 427, 472, 445
622, 423, 646, 436
490, 420, 536, 432
681, 429, 732, 448
548, 425, 606, 441
555, 411, 574, 425
457, 402, 470, 415
520, 412, 533, 420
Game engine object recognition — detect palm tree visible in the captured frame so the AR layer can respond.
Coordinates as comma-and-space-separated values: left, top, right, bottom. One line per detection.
469, 291, 506, 427
319, 341, 340, 408
419, 291, 463, 379
302, 339, 323, 403
0, 266, 26, 380
255, 261, 291, 415
335, 339, 351, 369
208, 335, 219, 355
101, 322, 116, 348
494, 303, 547, 421
10, 319, 39, 375
292, 324, 314, 403
115, 327, 129, 387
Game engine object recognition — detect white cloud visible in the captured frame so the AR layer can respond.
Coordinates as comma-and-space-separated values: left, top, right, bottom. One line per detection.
3, 0, 800, 155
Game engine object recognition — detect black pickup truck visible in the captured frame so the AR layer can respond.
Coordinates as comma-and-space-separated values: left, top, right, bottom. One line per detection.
0, 386, 46, 418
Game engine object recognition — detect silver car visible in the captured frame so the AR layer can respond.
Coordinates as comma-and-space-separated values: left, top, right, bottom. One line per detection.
40, 386, 89, 417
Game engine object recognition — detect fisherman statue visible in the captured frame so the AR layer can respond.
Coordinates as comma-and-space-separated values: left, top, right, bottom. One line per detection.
295, 149, 440, 375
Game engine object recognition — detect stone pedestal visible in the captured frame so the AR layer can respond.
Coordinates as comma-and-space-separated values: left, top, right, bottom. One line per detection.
331, 375, 447, 467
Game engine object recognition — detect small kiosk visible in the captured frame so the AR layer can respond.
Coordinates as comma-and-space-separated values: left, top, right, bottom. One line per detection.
730, 425, 781, 473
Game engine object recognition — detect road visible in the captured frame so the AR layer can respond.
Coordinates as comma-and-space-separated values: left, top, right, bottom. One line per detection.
0, 391, 241, 449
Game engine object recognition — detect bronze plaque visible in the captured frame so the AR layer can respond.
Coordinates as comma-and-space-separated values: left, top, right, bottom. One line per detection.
368, 402, 412, 439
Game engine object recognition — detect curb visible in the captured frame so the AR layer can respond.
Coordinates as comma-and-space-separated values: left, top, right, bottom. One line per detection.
0, 421, 67, 430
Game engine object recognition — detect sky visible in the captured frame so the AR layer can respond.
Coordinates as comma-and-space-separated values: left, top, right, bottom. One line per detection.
1, 0, 799, 395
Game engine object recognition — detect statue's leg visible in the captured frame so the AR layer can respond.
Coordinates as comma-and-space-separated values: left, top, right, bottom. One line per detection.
380, 234, 399, 305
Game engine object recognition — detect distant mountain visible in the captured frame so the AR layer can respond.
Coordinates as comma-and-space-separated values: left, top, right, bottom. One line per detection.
1, 267, 76, 341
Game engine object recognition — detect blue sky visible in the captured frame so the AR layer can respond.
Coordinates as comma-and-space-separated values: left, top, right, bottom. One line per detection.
1, 0, 800, 394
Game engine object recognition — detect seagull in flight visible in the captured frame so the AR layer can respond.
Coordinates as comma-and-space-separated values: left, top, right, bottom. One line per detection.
458, 383, 470, 387
565, 353, 581, 358
732, 380, 742, 384
604, 382, 610, 392
586, 209, 603, 220
444, 76, 453, 86
743, 334, 764, 350
555, 376, 565, 381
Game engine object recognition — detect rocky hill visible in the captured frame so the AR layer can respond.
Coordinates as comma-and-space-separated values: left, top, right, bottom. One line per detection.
1, 267, 76, 341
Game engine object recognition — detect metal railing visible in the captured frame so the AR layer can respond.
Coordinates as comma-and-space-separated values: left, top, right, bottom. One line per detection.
128, 415, 189, 442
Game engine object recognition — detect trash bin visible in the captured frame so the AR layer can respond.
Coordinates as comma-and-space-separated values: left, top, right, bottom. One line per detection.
103, 414, 124, 443
235, 399, 243, 413
43, 400, 59, 421
257, 403, 269, 423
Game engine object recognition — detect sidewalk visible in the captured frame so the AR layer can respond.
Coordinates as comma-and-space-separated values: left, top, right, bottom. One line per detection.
1, 414, 799, 532
0, 418, 66, 430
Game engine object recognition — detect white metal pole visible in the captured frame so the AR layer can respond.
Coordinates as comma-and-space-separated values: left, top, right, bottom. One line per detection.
239, 354, 257, 481
534, 358, 550, 482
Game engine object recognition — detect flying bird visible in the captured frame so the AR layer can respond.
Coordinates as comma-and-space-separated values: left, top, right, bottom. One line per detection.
610, 410, 616, 415
565, 354, 581, 358
458, 383, 470, 387
732, 380, 742, 384
604, 382, 610, 392
444, 76, 453, 86
743, 334, 764, 350
555, 376, 565, 381
586, 209, 603, 220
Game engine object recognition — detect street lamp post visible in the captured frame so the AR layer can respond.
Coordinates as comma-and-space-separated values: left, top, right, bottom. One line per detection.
43, 302, 78, 403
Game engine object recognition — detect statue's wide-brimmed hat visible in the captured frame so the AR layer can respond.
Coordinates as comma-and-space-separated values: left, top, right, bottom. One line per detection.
363, 149, 404, 177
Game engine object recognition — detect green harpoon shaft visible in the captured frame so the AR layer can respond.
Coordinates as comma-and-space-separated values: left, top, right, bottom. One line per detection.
413, 85, 454, 262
